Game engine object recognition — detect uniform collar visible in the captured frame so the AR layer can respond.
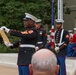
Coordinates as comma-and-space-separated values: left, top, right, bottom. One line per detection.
57, 28, 63, 31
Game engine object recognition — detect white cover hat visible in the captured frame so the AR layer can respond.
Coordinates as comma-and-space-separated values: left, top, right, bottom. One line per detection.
35, 19, 42, 23
55, 19, 64, 23
23, 13, 37, 21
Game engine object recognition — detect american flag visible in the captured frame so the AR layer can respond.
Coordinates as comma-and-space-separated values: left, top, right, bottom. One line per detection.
50, 0, 55, 48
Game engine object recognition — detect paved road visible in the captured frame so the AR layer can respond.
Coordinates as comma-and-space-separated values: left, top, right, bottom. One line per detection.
0, 65, 18, 75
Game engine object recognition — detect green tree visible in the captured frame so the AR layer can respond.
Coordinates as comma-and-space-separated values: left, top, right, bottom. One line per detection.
0, 0, 70, 53
0, 0, 57, 30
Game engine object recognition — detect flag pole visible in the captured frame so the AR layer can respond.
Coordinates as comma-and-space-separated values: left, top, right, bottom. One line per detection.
58, 0, 64, 27
51, 0, 55, 50
58, 0, 63, 20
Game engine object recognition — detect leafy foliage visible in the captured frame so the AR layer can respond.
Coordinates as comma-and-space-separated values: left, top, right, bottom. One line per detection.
0, 34, 19, 53
0, 0, 69, 53
0, 0, 57, 29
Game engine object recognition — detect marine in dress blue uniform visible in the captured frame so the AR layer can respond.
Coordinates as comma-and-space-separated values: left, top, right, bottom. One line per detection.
35, 19, 47, 50
54, 19, 69, 75
1, 13, 38, 75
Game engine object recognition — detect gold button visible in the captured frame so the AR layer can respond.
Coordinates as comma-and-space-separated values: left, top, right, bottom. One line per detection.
24, 51, 26, 52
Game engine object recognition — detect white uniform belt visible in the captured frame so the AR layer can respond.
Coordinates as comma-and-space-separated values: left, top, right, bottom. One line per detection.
55, 42, 64, 47
20, 44, 35, 48
37, 42, 43, 44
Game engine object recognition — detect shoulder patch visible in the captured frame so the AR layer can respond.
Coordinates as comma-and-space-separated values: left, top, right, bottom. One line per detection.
28, 30, 34, 34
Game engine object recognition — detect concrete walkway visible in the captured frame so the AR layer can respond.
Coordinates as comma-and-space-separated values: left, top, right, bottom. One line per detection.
0, 65, 18, 75
0, 53, 18, 75
0, 54, 76, 75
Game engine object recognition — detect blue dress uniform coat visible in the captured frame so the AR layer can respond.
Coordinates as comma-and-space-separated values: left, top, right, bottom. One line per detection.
55, 29, 69, 56
37, 28, 47, 49
55, 29, 69, 75
9, 27, 38, 65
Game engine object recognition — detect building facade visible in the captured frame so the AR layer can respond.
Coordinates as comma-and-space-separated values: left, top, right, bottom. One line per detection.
64, 0, 76, 30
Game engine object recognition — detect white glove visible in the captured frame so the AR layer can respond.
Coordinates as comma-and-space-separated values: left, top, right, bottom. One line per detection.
4, 42, 13, 47
55, 47, 59, 52
35, 46, 39, 51
0, 28, 3, 30
1, 26, 10, 33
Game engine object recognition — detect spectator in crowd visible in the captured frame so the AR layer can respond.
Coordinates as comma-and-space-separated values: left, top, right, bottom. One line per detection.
45, 30, 52, 50
68, 30, 73, 43
72, 28, 76, 43
29, 49, 59, 75
67, 28, 76, 57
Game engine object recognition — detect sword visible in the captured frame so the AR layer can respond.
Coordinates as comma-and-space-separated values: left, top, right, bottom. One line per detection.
0, 30, 11, 44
